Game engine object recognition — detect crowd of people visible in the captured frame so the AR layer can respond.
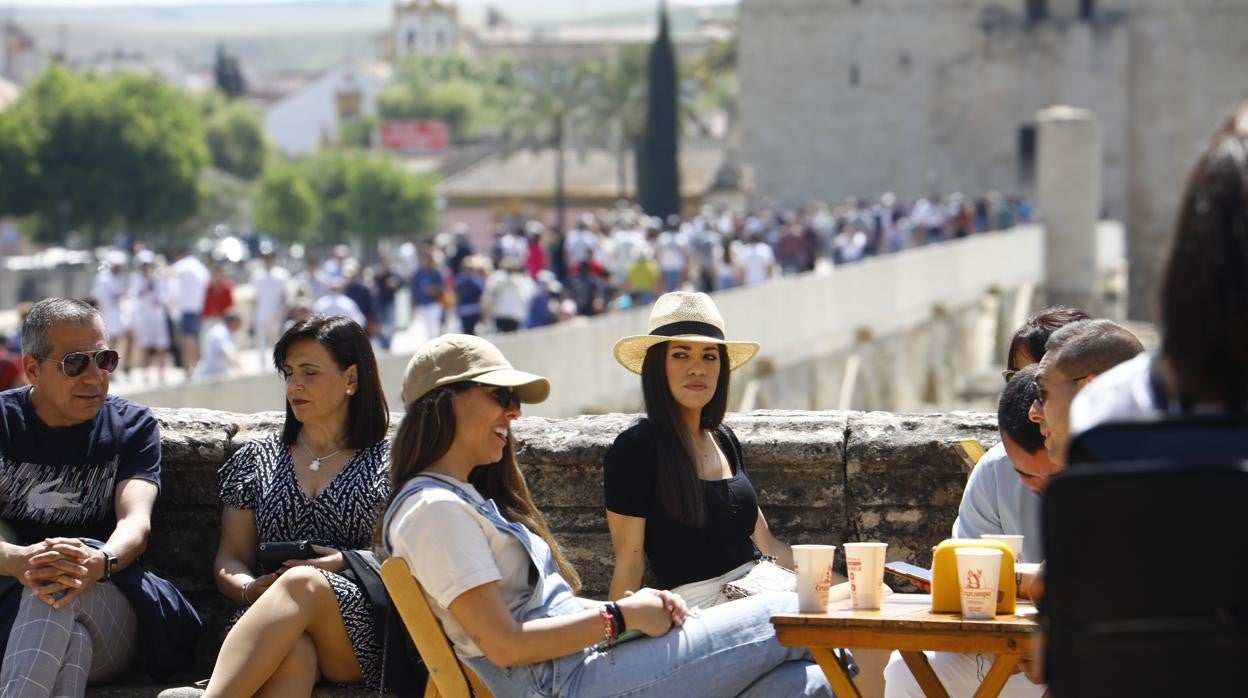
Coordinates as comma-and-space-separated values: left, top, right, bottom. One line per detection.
3, 101, 1238, 697
76, 190, 1031, 388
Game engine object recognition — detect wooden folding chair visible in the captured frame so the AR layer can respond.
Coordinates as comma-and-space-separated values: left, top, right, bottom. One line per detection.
380, 557, 494, 698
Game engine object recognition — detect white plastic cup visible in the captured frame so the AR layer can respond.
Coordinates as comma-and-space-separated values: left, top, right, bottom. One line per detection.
980, 534, 1024, 564
955, 547, 1003, 620
844, 542, 888, 610
792, 544, 837, 612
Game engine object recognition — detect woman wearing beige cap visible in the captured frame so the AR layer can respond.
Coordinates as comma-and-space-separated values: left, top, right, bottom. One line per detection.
604, 291, 796, 609
382, 333, 832, 697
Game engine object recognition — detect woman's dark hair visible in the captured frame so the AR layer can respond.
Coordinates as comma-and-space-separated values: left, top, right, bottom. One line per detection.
639, 341, 731, 528
1160, 102, 1248, 410
1005, 305, 1091, 369
998, 365, 1045, 454
384, 384, 582, 591
272, 315, 388, 448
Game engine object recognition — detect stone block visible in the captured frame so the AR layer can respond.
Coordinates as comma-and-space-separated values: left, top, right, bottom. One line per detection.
845, 410, 999, 566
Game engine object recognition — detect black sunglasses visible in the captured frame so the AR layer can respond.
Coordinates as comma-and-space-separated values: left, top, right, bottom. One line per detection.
49, 349, 120, 378
464, 382, 519, 409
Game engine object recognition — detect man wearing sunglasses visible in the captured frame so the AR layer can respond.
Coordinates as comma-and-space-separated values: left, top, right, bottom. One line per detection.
0, 298, 168, 695
1028, 319, 1144, 468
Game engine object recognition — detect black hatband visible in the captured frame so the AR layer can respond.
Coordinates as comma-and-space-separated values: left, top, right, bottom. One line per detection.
650, 321, 724, 340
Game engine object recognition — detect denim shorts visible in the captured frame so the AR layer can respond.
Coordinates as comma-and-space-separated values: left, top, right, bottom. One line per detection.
179, 312, 202, 336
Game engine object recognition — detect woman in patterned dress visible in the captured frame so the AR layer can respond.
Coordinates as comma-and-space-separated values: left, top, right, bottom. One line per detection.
203, 315, 391, 696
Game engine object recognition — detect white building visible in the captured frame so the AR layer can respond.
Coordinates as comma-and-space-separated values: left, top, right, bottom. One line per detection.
261, 61, 391, 156
0, 77, 18, 112
391, 0, 459, 59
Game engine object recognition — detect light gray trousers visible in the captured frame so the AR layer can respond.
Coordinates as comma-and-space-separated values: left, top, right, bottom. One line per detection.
0, 582, 137, 698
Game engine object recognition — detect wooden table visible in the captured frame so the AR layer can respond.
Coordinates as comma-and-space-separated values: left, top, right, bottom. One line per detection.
771, 594, 1038, 698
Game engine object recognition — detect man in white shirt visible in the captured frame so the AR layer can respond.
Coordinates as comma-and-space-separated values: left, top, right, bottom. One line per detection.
311, 279, 365, 328
250, 252, 290, 356
737, 234, 776, 286
193, 312, 242, 381
1029, 320, 1143, 468
169, 248, 210, 373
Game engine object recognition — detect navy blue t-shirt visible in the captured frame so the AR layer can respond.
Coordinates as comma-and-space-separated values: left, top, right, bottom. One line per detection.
0, 387, 161, 545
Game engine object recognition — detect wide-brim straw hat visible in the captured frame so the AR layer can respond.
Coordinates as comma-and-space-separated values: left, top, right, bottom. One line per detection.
613, 291, 760, 374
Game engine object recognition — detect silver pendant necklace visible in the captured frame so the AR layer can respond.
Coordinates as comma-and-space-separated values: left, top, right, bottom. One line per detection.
299, 435, 343, 472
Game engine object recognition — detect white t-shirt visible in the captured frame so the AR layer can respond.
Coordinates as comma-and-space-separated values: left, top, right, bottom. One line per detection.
170, 255, 210, 314
656, 230, 688, 272
564, 228, 599, 268
1068, 353, 1160, 439
483, 271, 534, 323
387, 473, 533, 658
951, 442, 1043, 563
193, 321, 237, 380
91, 269, 128, 336
251, 265, 291, 322
311, 293, 365, 327
738, 242, 774, 285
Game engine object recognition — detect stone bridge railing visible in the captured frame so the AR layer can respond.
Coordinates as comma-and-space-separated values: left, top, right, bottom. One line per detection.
151, 406, 998, 662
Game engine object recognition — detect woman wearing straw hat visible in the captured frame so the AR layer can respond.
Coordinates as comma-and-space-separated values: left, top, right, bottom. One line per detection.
604, 291, 795, 609
382, 333, 833, 697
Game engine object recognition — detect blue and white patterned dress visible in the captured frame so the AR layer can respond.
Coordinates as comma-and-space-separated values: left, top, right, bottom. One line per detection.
219, 434, 390, 689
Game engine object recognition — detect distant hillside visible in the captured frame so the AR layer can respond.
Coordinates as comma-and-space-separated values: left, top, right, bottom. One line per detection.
9, 0, 736, 74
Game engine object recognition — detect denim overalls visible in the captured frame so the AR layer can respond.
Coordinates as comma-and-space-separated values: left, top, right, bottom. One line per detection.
384, 474, 835, 698
383, 475, 589, 696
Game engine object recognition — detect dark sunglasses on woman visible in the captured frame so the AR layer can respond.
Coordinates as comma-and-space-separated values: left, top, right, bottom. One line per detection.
465, 382, 519, 409
50, 349, 120, 378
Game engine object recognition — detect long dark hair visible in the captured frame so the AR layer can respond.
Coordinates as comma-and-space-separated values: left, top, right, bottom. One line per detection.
640, 341, 731, 528
385, 384, 581, 591
1160, 102, 1248, 410
272, 315, 389, 448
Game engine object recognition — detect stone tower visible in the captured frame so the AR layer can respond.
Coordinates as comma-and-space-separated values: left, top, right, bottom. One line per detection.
738, 0, 1248, 319
392, 0, 459, 59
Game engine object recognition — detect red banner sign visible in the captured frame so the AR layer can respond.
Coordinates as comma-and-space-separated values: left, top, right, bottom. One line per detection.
381, 120, 451, 153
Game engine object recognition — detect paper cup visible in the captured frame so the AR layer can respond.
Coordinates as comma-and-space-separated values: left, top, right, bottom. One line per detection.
792, 544, 837, 612
980, 534, 1024, 563
844, 542, 888, 610
955, 547, 1002, 620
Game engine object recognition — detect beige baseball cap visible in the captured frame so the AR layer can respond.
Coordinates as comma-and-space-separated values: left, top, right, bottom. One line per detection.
400, 334, 550, 407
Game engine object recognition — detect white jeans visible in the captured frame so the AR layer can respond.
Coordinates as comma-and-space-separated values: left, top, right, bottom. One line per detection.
883, 650, 1046, 698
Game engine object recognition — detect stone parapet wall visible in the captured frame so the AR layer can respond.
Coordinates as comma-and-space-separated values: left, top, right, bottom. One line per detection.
149, 406, 998, 656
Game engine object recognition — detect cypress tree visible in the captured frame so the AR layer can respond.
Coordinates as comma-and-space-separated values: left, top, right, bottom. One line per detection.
639, 1, 681, 219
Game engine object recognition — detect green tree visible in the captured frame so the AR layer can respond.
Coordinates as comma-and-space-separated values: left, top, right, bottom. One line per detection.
284, 150, 437, 245
0, 65, 207, 243
339, 115, 378, 149
214, 44, 247, 99
343, 155, 437, 243
252, 164, 319, 243
378, 54, 520, 139
501, 64, 591, 232
296, 150, 353, 243
204, 100, 268, 179
171, 168, 252, 243
639, 3, 682, 219
583, 45, 649, 198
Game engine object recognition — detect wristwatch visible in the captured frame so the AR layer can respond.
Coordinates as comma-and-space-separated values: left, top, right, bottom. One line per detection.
100, 549, 117, 582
